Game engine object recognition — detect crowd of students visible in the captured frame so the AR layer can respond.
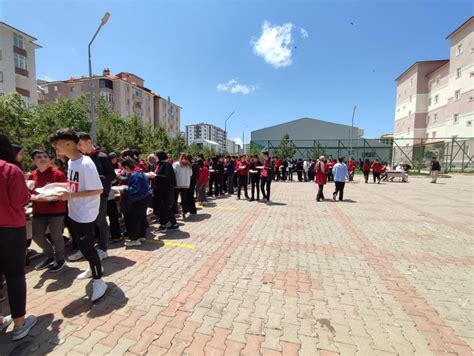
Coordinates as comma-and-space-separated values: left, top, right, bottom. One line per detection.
0, 126, 431, 341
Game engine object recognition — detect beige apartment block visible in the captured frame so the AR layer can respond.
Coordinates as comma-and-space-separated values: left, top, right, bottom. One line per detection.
394, 17, 474, 168
0, 22, 41, 106
41, 69, 181, 137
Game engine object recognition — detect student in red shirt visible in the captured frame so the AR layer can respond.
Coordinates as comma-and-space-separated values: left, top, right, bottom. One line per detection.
315, 156, 328, 202
371, 159, 383, 184
29, 149, 67, 272
0, 133, 37, 340
260, 151, 274, 202
236, 155, 249, 200
196, 159, 209, 205
362, 159, 371, 183
348, 159, 356, 181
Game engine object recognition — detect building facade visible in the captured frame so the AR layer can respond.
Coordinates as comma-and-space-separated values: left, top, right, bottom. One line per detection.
41, 69, 181, 137
0, 22, 41, 106
186, 123, 227, 151
394, 17, 473, 167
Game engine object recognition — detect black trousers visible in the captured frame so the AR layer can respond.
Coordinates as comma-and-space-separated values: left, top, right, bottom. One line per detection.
69, 219, 103, 279
327, 172, 333, 182
107, 199, 122, 240
208, 174, 220, 197
124, 197, 148, 241
187, 182, 197, 214
317, 184, 325, 200
373, 172, 381, 183
363, 171, 370, 183
282, 170, 287, 181
260, 176, 271, 200
334, 181, 345, 201
297, 171, 303, 181
275, 170, 281, 181
158, 189, 177, 227
175, 188, 189, 214
250, 174, 260, 200
0, 227, 27, 318
237, 175, 249, 198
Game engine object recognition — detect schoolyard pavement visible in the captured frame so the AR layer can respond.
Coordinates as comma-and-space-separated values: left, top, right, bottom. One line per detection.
1, 175, 473, 355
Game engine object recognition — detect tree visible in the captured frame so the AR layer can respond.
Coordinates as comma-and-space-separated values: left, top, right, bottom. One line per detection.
308, 142, 327, 160
274, 133, 296, 159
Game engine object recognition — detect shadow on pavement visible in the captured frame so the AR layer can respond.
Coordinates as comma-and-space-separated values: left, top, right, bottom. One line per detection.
33, 266, 82, 293
184, 213, 211, 222
62, 282, 128, 319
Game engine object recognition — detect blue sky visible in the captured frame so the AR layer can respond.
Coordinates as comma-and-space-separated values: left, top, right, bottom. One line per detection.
2, 0, 472, 144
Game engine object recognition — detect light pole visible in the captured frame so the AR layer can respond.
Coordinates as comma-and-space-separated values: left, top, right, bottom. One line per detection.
224, 111, 235, 152
350, 105, 357, 158
88, 12, 110, 145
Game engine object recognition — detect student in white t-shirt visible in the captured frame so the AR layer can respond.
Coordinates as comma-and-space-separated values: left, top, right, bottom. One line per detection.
46, 129, 107, 302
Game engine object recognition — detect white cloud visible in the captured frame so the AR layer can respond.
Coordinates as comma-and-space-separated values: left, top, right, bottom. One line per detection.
39, 76, 56, 82
233, 138, 243, 147
217, 79, 256, 95
300, 28, 309, 39
251, 20, 294, 68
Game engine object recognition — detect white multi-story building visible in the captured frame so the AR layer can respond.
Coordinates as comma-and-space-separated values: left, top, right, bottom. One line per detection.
0, 22, 41, 106
186, 123, 227, 151
394, 17, 473, 166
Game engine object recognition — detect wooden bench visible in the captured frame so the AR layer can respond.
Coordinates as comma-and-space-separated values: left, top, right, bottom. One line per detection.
386, 171, 408, 182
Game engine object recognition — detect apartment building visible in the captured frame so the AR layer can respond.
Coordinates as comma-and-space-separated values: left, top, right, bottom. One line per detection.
0, 22, 41, 106
394, 17, 473, 165
186, 123, 227, 151
41, 69, 181, 137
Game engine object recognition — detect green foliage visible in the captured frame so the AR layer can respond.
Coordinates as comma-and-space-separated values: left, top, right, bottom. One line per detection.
307, 142, 327, 160
273, 133, 296, 159
0, 93, 187, 169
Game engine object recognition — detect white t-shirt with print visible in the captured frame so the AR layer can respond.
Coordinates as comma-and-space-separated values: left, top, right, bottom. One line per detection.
67, 155, 103, 223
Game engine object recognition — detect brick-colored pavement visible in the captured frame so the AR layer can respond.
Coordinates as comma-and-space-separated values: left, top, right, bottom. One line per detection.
1, 175, 473, 355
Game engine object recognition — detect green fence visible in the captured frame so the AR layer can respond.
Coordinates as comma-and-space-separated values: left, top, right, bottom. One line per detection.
250, 137, 474, 173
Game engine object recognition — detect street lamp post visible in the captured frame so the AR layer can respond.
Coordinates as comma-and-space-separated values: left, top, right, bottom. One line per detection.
224, 111, 235, 151
88, 12, 110, 145
350, 105, 357, 158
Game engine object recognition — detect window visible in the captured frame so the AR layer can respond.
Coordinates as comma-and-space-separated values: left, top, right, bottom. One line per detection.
407, 127, 411, 135
434, 114, 438, 122
14, 53, 27, 70
453, 114, 459, 124
126, 98, 130, 105
455, 90, 461, 101
13, 33, 24, 49
428, 97, 432, 106
408, 110, 412, 117
456, 68, 462, 78
54, 85, 58, 92
410, 78, 413, 86
467, 121, 472, 127
432, 132, 437, 138
0, 71, 3, 82
70, 86, 74, 92
99, 79, 113, 89
427, 115, 430, 124
429, 81, 432, 90
426, 133, 429, 139
435, 76, 440, 84
434, 94, 439, 104
456, 43, 463, 55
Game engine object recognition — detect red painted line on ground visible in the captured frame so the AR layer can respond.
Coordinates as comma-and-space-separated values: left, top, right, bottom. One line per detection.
329, 203, 472, 355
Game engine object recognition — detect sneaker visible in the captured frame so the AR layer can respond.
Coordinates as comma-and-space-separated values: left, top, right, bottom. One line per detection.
91, 279, 107, 302
158, 225, 167, 233
35, 257, 54, 271
1, 315, 12, 332
12, 315, 37, 341
97, 249, 108, 261
168, 224, 179, 231
138, 237, 147, 242
333, 193, 337, 201
68, 250, 84, 262
77, 268, 92, 280
124, 240, 141, 247
49, 259, 65, 273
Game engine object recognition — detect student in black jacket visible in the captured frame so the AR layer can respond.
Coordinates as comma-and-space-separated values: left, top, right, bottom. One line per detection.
154, 150, 178, 232
77, 133, 116, 261
249, 155, 261, 201
187, 155, 199, 214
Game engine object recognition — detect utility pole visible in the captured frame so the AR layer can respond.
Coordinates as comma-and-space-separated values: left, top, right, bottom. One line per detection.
350, 105, 357, 158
